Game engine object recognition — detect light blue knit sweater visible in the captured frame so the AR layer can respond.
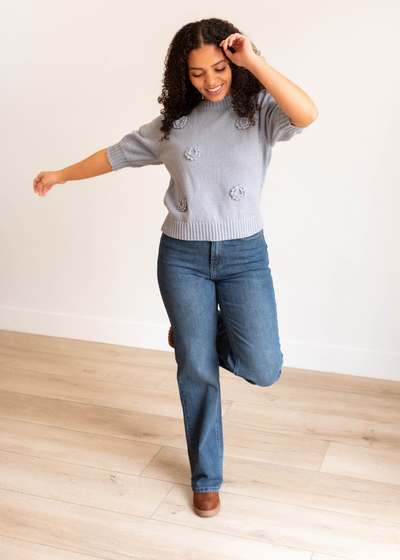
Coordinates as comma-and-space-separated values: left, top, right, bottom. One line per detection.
106, 89, 308, 241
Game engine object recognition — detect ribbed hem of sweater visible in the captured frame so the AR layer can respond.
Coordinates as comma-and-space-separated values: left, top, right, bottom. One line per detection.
160, 214, 265, 241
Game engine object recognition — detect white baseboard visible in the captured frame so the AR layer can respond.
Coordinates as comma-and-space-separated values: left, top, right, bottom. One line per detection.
281, 339, 400, 382
0, 305, 399, 381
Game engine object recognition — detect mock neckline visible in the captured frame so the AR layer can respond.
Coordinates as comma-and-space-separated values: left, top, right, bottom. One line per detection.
198, 93, 233, 110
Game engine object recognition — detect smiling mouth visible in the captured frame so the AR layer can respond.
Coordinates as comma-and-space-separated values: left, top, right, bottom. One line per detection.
206, 85, 223, 94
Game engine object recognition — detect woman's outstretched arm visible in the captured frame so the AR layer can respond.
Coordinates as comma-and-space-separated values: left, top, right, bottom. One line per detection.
33, 148, 112, 197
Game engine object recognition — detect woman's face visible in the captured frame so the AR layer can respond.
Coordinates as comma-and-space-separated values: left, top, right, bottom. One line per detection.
187, 44, 232, 101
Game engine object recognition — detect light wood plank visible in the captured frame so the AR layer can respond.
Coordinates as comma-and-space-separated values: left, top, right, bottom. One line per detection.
0, 330, 176, 368
0, 346, 172, 389
222, 423, 329, 470
0, 390, 188, 448
0, 488, 311, 560
0, 535, 108, 560
268, 367, 400, 399
0, 450, 173, 518
0, 417, 162, 475
0, 368, 232, 419
141, 446, 400, 524
320, 442, 400, 485
152, 484, 400, 560
311, 554, 352, 560
223, 401, 400, 452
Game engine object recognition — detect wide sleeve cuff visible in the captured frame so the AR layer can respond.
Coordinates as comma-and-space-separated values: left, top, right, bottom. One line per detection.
107, 143, 130, 171
260, 90, 311, 147
267, 105, 309, 146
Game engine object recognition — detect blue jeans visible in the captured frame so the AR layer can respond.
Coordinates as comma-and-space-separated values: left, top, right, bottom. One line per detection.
156, 229, 283, 493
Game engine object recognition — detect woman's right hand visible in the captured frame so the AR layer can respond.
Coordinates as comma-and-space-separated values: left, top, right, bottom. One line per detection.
33, 171, 66, 197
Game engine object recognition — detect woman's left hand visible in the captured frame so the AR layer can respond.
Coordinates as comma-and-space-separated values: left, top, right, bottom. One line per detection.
219, 33, 257, 68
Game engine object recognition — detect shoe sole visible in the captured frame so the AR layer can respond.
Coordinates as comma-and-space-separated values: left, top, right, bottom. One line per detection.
193, 501, 221, 517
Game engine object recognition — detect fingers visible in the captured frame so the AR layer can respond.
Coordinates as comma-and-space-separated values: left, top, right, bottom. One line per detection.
33, 175, 42, 194
33, 178, 49, 196
39, 183, 52, 196
33, 172, 55, 196
34, 178, 42, 195
219, 33, 242, 49
35, 182, 43, 196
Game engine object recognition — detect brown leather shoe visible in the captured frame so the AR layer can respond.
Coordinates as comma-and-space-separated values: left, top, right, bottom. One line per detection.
193, 491, 221, 517
168, 326, 174, 348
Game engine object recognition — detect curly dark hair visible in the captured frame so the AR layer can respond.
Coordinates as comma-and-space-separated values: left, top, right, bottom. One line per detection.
157, 18, 267, 141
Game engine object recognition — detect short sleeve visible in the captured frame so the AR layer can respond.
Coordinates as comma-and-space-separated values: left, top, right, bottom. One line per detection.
259, 90, 309, 147
107, 114, 164, 171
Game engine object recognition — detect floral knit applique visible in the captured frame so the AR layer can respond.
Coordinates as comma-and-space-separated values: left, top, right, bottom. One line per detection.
173, 115, 188, 129
235, 117, 251, 130
185, 147, 200, 160
229, 185, 245, 201
177, 197, 187, 212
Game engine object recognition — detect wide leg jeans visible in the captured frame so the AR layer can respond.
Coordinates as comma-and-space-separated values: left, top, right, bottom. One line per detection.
157, 229, 283, 493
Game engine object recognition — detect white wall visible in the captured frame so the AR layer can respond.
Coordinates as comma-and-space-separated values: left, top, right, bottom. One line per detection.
1, 0, 399, 380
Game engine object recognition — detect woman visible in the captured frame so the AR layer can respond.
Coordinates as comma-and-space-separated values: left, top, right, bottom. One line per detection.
33, 18, 318, 518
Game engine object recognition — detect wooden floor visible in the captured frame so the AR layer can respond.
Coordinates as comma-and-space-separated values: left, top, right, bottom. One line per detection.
0, 330, 399, 560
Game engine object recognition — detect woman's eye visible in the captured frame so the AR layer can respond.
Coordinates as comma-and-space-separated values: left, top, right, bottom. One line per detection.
193, 68, 225, 78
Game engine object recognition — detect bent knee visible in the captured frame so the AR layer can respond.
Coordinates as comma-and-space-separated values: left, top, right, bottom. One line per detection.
242, 353, 283, 387
257, 365, 282, 387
